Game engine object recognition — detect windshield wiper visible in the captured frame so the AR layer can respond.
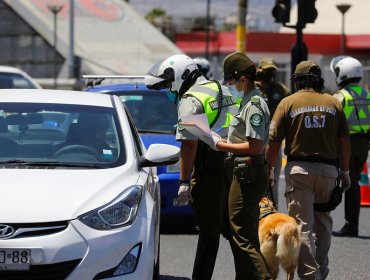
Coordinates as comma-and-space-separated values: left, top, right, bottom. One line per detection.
138, 129, 174, 134
0, 160, 103, 169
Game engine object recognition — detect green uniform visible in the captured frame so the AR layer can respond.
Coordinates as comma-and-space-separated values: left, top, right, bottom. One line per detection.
256, 80, 289, 205
226, 88, 271, 280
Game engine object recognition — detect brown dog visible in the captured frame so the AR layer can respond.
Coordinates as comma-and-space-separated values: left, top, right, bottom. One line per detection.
259, 197, 301, 280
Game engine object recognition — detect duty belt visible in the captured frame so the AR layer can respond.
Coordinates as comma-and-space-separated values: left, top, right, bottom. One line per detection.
228, 153, 265, 165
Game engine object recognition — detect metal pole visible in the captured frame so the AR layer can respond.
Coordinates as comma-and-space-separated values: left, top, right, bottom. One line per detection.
205, 0, 210, 59
341, 14, 344, 55
53, 12, 57, 89
48, 5, 63, 89
336, 4, 351, 55
236, 0, 247, 52
68, 0, 75, 78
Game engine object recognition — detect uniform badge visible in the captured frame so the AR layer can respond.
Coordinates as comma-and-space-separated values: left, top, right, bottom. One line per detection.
250, 113, 263, 127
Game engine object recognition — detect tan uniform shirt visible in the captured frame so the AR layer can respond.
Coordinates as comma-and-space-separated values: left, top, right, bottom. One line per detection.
227, 88, 270, 150
269, 89, 349, 159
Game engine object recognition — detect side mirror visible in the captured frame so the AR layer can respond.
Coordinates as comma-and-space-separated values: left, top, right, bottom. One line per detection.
139, 144, 180, 168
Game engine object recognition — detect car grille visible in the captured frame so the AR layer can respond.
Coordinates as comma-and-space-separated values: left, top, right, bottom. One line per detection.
0, 221, 68, 239
0, 259, 81, 280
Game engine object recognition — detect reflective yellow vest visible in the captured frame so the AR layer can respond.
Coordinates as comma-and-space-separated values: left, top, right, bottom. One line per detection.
183, 81, 240, 133
340, 85, 370, 134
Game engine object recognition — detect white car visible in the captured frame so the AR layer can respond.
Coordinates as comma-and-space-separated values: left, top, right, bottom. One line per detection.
0, 66, 42, 89
0, 89, 180, 279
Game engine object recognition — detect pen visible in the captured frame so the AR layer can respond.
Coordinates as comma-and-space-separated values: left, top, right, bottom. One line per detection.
215, 127, 224, 133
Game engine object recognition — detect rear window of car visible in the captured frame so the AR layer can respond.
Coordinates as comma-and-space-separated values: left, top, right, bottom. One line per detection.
117, 90, 178, 134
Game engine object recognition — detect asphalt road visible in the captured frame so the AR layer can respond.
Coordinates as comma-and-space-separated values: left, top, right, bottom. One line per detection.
159, 168, 370, 280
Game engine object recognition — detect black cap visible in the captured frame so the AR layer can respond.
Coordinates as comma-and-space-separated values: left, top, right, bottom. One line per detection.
223, 52, 256, 84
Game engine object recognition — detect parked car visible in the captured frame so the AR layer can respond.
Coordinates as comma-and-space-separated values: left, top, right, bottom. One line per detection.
0, 65, 42, 89
85, 78, 193, 220
0, 89, 180, 279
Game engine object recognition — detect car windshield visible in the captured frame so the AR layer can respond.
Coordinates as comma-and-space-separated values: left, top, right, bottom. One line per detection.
0, 73, 38, 89
118, 90, 177, 134
0, 103, 125, 168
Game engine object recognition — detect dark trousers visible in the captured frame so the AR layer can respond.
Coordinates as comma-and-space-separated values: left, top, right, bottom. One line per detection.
190, 148, 230, 280
228, 159, 272, 280
345, 134, 369, 228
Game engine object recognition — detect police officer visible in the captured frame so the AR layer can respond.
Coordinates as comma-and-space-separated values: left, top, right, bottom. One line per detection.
255, 57, 290, 206
266, 60, 351, 280
330, 56, 370, 237
145, 54, 239, 280
212, 52, 272, 279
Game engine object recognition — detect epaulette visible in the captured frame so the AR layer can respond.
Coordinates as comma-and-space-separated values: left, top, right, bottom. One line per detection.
251, 97, 260, 104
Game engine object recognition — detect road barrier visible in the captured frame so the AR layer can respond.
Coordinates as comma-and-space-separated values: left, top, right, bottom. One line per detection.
360, 163, 370, 207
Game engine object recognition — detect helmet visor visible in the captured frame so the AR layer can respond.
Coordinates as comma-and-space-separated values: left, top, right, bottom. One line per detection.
145, 62, 174, 90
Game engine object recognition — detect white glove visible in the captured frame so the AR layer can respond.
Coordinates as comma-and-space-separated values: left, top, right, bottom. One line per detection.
176, 182, 190, 206
339, 169, 351, 191
210, 132, 221, 151
269, 168, 275, 187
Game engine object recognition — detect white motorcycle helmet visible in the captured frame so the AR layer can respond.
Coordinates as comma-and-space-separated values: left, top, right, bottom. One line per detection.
193, 57, 212, 79
330, 56, 363, 86
145, 54, 199, 95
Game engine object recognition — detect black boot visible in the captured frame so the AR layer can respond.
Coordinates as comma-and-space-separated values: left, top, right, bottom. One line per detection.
332, 222, 358, 237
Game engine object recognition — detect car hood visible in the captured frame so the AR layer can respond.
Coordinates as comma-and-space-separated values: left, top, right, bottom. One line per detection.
0, 167, 138, 223
140, 133, 179, 148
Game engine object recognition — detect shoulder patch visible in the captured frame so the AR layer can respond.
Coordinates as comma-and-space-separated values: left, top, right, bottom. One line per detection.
251, 97, 260, 104
250, 113, 263, 127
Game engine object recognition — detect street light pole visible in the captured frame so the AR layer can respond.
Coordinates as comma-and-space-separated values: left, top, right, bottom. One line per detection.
48, 4, 63, 89
68, 0, 75, 79
205, 0, 210, 60
336, 4, 351, 55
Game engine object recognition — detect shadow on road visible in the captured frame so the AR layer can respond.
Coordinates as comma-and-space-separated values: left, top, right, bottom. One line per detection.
160, 216, 197, 235
160, 276, 190, 280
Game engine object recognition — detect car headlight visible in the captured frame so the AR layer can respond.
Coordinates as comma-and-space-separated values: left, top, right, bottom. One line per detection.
166, 160, 180, 173
79, 185, 143, 230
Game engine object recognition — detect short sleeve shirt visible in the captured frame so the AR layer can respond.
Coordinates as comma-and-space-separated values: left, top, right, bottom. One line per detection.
176, 95, 204, 141
227, 88, 271, 149
269, 89, 349, 159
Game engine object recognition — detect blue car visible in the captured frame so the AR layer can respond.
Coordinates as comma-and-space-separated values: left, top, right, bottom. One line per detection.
85, 80, 193, 219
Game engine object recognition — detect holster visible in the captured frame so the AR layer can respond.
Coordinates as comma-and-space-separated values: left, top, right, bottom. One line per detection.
314, 178, 343, 212
233, 157, 255, 186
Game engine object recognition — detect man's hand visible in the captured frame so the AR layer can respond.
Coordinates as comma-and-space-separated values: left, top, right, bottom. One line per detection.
176, 182, 190, 206
339, 169, 351, 191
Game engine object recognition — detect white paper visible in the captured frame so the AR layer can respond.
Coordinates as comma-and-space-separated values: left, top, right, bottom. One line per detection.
179, 114, 214, 146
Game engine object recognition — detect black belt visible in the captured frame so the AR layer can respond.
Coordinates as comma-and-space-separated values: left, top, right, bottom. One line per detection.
287, 155, 339, 167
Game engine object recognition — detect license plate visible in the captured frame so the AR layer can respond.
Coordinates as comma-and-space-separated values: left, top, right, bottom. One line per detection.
0, 249, 31, 270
